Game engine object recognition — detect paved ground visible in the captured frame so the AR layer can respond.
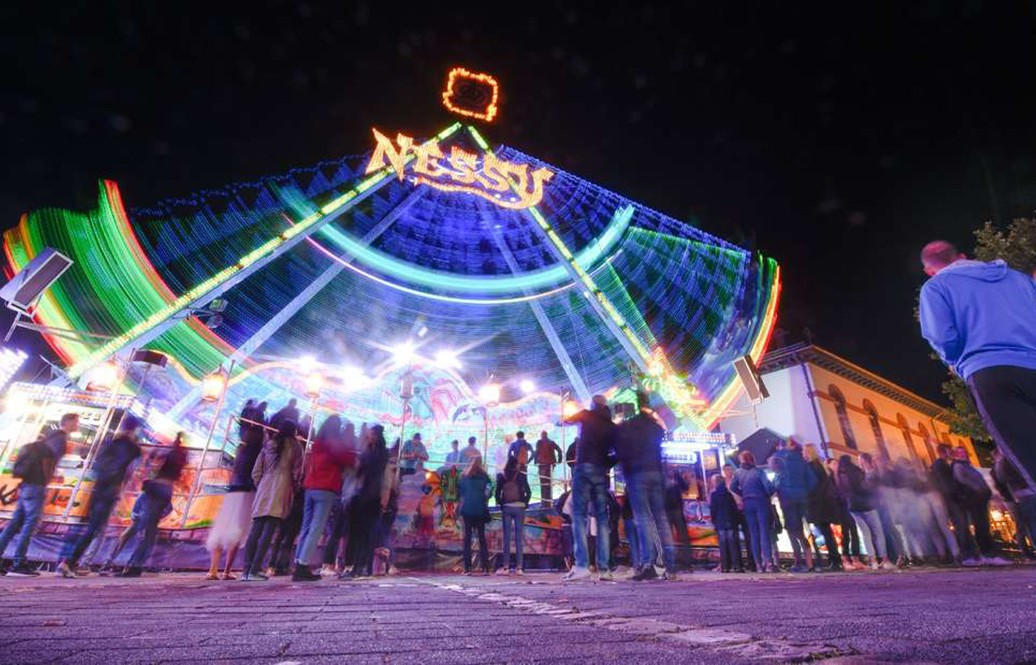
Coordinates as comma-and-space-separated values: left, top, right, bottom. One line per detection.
1, 566, 1035, 664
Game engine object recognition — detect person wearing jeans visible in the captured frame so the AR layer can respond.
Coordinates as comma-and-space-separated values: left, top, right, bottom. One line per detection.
562, 396, 617, 581
730, 451, 776, 572
770, 440, 816, 572
241, 422, 303, 581
495, 457, 531, 574
459, 457, 492, 574
293, 416, 356, 582
837, 453, 893, 570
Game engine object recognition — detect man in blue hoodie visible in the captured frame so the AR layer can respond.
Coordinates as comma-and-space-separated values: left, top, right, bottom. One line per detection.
919, 240, 1036, 502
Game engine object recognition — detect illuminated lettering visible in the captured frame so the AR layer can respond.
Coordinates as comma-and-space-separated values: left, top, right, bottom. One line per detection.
366, 129, 553, 210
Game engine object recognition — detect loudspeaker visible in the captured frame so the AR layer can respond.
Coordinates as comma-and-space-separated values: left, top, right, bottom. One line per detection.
733, 355, 769, 404
0, 248, 73, 310
131, 349, 169, 368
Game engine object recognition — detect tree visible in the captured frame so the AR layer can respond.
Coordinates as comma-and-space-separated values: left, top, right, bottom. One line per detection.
934, 217, 1036, 439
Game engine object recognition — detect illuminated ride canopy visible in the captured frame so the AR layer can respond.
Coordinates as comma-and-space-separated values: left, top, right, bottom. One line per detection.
3, 124, 779, 434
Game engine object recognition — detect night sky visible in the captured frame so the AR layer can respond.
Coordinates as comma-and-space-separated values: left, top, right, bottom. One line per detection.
3, 1, 1036, 402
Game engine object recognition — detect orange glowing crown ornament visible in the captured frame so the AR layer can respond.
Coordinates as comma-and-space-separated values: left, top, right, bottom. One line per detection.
442, 68, 499, 122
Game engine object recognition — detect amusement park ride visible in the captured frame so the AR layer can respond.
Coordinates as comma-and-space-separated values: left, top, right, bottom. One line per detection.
0, 68, 779, 568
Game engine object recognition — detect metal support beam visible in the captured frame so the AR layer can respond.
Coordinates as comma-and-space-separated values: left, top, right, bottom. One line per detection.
487, 223, 592, 403
165, 188, 425, 420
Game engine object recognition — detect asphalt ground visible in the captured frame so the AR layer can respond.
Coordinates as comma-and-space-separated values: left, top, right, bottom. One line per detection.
1, 566, 1034, 664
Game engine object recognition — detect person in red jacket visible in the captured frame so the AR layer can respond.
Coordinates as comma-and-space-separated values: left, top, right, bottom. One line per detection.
292, 415, 357, 581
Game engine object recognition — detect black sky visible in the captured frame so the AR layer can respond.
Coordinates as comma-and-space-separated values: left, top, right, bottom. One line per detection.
3, 1, 1036, 402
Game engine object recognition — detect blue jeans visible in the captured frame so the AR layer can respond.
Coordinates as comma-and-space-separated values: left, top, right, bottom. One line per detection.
623, 515, 641, 568
779, 497, 809, 565
295, 489, 338, 566
501, 505, 526, 570
571, 463, 610, 570
743, 498, 773, 570
61, 484, 119, 567
627, 470, 675, 571
0, 484, 46, 567
128, 483, 172, 568
852, 509, 887, 560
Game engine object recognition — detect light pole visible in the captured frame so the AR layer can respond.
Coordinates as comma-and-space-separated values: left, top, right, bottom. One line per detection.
478, 382, 500, 464
181, 360, 234, 527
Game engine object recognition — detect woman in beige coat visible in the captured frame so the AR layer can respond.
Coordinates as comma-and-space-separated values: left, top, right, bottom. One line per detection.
241, 420, 303, 581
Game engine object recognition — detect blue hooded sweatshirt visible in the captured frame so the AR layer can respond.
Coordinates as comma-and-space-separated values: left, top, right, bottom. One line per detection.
919, 259, 1036, 380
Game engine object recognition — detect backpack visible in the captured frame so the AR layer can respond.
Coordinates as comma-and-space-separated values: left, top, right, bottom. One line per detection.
501, 476, 523, 504
12, 440, 43, 479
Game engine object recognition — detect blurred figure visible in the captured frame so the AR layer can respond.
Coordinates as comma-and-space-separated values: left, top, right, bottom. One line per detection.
731, 451, 776, 572
293, 415, 357, 581
461, 436, 482, 465
803, 444, 842, 571
613, 392, 674, 581
723, 462, 753, 572
241, 421, 303, 581
269, 398, 300, 430
665, 469, 692, 571
828, 458, 863, 569
992, 446, 1036, 557
837, 454, 893, 570
344, 425, 389, 579
205, 407, 265, 580
873, 456, 908, 567
889, 458, 931, 566
710, 475, 740, 572
919, 241, 1036, 509
931, 444, 969, 562
459, 457, 492, 575
507, 431, 533, 474
951, 447, 1010, 565
534, 431, 563, 504
495, 456, 531, 575
915, 458, 959, 564
562, 396, 616, 582
400, 433, 428, 476
117, 431, 189, 577
58, 415, 141, 578
770, 440, 815, 572
445, 440, 463, 468
1, 413, 78, 576
322, 422, 360, 575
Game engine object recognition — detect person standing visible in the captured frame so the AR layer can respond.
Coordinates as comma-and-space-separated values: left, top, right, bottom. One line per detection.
770, 439, 817, 572
836, 454, 894, 571
344, 425, 389, 578
269, 398, 300, 430
57, 415, 142, 578
730, 451, 776, 573
534, 431, 563, 504
462, 436, 482, 464
919, 241, 1036, 505
117, 431, 189, 577
241, 422, 303, 581
205, 408, 265, 580
445, 440, 464, 468
0, 413, 79, 576
802, 444, 843, 571
613, 392, 675, 581
723, 463, 753, 572
293, 415, 356, 581
931, 443, 969, 563
495, 456, 531, 575
828, 458, 863, 569
459, 457, 492, 574
562, 396, 616, 581
710, 474, 740, 572
950, 446, 1010, 565
400, 433, 429, 476
992, 446, 1036, 557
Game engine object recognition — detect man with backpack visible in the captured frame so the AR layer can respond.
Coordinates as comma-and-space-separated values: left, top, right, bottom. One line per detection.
950, 446, 1011, 566
0, 413, 80, 576
57, 415, 143, 578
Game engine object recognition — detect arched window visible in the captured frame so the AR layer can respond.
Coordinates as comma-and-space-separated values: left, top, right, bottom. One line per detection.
897, 413, 919, 461
918, 422, 936, 461
829, 385, 857, 450
863, 400, 889, 459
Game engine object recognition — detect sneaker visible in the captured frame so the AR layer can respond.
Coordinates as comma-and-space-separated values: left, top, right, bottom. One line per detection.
292, 566, 321, 582
114, 567, 142, 578
598, 570, 614, 581
961, 557, 983, 567
241, 571, 268, 581
981, 556, 1013, 567
788, 564, 809, 573
515, 569, 524, 576
319, 565, 338, 577
662, 569, 680, 581
879, 560, 897, 571
7, 565, 40, 577
56, 561, 76, 579
631, 566, 659, 581
562, 566, 592, 582
495, 568, 510, 576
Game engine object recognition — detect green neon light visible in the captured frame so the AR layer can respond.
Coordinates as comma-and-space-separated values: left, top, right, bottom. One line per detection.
313, 204, 634, 295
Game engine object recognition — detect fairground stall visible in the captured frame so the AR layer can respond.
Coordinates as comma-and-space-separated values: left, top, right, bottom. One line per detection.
0, 69, 779, 571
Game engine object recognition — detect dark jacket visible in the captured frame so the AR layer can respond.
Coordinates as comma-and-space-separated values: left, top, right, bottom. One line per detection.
613, 412, 665, 477
566, 406, 616, 467
836, 461, 877, 513
992, 455, 1027, 503
229, 437, 264, 492
535, 438, 562, 465
355, 441, 389, 506
930, 458, 957, 499
772, 449, 816, 502
17, 429, 68, 486
494, 469, 531, 507
805, 459, 839, 524
710, 485, 738, 530
92, 434, 142, 488
730, 464, 775, 502
458, 471, 492, 519
154, 444, 188, 483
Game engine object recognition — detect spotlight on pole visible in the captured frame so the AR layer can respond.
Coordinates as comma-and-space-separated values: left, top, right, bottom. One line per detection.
299, 355, 317, 374
340, 366, 369, 392
519, 379, 535, 395
478, 382, 501, 406
305, 372, 324, 398
562, 399, 581, 419
86, 360, 120, 393
200, 370, 228, 403
392, 342, 415, 367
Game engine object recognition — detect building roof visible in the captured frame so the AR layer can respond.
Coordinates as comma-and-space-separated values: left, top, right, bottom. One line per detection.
758, 343, 951, 420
